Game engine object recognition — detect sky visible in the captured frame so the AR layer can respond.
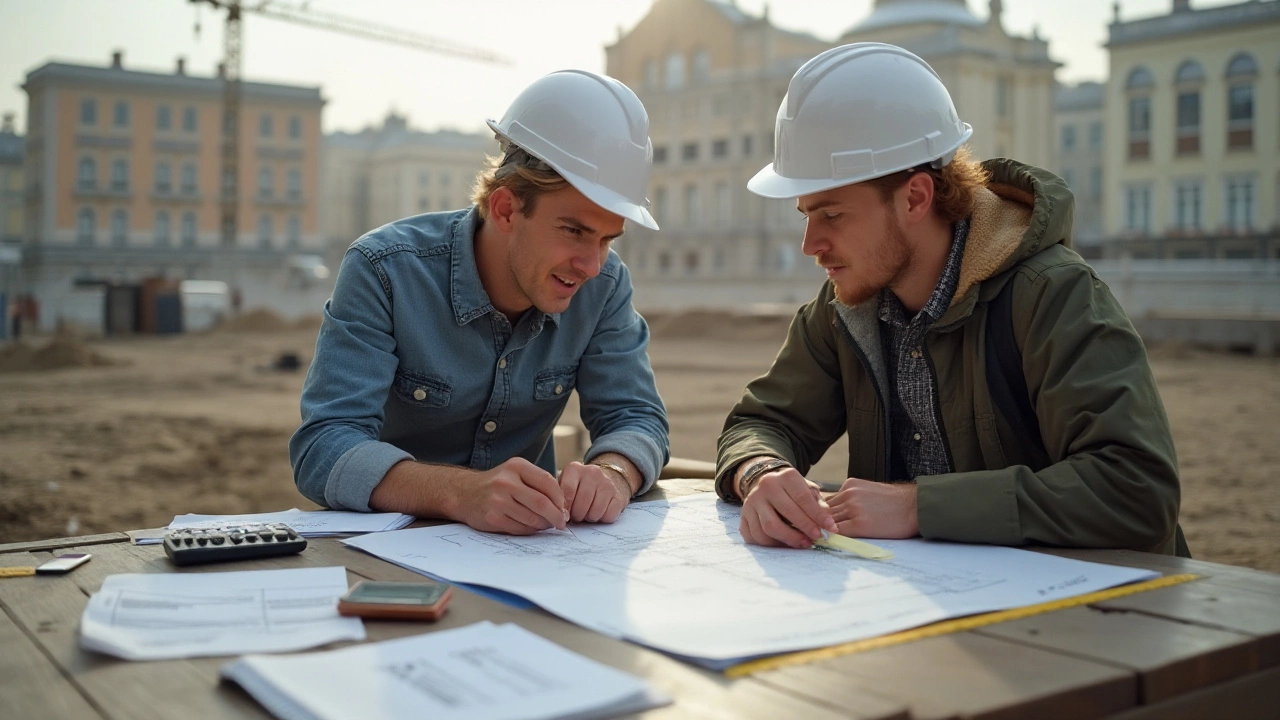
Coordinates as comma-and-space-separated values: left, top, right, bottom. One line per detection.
0, 0, 1239, 135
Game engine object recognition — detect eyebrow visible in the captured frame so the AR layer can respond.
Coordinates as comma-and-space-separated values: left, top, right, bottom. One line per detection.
796, 198, 842, 215
558, 216, 625, 240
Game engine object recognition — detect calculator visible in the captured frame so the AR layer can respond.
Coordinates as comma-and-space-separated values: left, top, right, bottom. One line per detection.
163, 522, 307, 566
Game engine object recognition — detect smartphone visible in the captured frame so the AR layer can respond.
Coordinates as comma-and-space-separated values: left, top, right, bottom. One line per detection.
36, 553, 92, 575
337, 580, 453, 621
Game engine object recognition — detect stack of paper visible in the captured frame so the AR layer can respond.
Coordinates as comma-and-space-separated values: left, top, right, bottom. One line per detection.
222, 621, 671, 720
134, 509, 414, 544
80, 567, 365, 661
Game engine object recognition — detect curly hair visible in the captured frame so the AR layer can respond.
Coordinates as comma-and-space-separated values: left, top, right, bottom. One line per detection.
863, 146, 989, 223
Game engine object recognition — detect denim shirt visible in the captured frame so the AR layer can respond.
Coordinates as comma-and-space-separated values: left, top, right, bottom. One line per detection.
289, 207, 670, 512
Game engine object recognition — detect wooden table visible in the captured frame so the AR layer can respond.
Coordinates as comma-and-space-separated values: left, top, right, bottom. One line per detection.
3, 479, 1278, 720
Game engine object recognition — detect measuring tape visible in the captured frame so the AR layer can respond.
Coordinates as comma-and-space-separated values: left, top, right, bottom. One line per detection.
725, 573, 1200, 677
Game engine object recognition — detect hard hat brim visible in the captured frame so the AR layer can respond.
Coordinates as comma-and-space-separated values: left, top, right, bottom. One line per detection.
746, 164, 857, 200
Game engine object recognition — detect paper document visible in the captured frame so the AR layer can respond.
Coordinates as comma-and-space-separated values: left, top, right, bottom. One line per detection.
345, 494, 1159, 667
80, 566, 365, 660
133, 508, 414, 544
222, 621, 671, 720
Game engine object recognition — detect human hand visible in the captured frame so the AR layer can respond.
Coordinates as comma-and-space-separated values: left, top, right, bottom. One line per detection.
453, 457, 568, 535
740, 466, 838, 548
826, 477, 919, 539
558, 461, 631, 524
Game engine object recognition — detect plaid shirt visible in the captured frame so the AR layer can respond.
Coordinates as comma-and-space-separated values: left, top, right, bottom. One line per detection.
878, 219, 970, 480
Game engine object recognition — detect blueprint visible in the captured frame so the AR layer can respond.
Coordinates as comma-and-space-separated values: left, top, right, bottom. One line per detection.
344, 494, 1159, 665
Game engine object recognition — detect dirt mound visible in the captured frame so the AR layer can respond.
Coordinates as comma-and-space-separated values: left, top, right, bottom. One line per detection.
646, 309, 792, 343
215, 308, 291, 333
0, 338, 120, 373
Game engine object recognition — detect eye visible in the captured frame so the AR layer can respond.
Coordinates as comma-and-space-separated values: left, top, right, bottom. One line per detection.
563, 226, 583, 236
823, 212, 841, 222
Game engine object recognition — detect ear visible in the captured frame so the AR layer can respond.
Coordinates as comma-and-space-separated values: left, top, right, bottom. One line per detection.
902, 171, 935, 226
488, 187, 522, 232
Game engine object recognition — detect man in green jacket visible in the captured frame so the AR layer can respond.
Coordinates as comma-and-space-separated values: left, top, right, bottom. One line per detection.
717, 43, 1187, 556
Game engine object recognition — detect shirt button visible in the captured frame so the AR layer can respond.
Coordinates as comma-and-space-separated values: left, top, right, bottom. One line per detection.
910, 350, 922, 359
913, 433, 922, 441
554, 384, 564, 395
412, 388, 426, 401
484, 420, 497, 433
498, 358, 507, 369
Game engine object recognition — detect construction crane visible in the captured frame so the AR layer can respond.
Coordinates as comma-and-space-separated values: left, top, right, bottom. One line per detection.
190, 0, 509, 255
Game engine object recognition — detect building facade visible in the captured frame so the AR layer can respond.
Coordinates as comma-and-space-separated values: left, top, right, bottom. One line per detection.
605, 0, 1060, 309
21, 52, 326, 329
1053, 82, 1106, 252
321, 113, 492, 260
1104, 0, 1280, 259
0, 113, 23, 247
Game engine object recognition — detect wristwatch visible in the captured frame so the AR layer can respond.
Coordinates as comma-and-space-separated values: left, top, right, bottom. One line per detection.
736, 457, 792, 500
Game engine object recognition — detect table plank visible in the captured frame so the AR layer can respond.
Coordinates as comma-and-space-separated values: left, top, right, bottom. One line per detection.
1103, 665, 1280, 720
758, 632, 1136, 720
975, 605, 1260, 703
307, 540, 911, 720
1035, 547, 1280, 597
0, 532, 131, 554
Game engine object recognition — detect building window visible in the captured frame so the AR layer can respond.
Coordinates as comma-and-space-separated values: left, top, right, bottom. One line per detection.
287, 215, 300, 248
418, 170, 429, 186
1062, 169, 1074, 190
1175, 91, 1200, 155
683, 183, 700, 228
287, 168, 301, 199
112, 100, 129, 128
1125, 67, 1154, 160
80, 98, 97, 126
1125, 185, 1151, 234
110, 208, 128, 246
181, 162, 197, 195
1089, 166, 1102, 200
665, 53, 685, 90
644, 60, 658, 89
259, 113, 273, 138
258, 167, 273, 198
110, 158, 129, 191
653, 185, 667, 226
996, 76, 1012, 118
77, 208, 95, 245
684, 250, 700, 273
1173, 180, 1202, 230
692, 50, 710, 82
742, 134, 753, 157
77, 157, 97, 189
155, 160, 171, 194
288, 115, 301, 139
712, 138, 728, 159
155, 210, 171, 246
657, 251, 671, 273
715, 181, 730, 226
1225, 53, 1257, 150
257, 214, 273, 247
182, 106, 197, 132
653, 146, 668, 164
1060, 125, 1076, 153
681, 142, 698, 162
156, 105, 172, 131
1088, 122, 1102, 150
181, 211, 197, 246
1224, 176, 1255, 231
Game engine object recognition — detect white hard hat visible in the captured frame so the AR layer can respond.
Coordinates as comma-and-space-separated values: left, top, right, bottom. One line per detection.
748, 43, 974, 199
487, 70, 659, 230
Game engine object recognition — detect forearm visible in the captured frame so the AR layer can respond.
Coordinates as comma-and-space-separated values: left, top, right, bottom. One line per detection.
367, 460, 476, 520
583, 429, 666, 495
586, 451, 642, 496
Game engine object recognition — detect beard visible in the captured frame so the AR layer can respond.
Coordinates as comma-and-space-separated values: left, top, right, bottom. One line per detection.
824, 213, 912, 307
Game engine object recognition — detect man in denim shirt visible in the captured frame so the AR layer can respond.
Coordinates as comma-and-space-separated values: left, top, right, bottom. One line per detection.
290, 70, 669, 535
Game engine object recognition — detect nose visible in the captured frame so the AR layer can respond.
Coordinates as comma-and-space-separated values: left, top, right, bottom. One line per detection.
801, 219, 826, 258
572, 244, 605, 280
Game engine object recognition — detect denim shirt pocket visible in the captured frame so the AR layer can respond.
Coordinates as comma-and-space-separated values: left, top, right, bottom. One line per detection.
534, 365, 578, 401
391, 369, 452, 408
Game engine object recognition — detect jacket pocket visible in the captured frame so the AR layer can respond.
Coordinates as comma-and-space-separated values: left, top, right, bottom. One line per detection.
391, 369, 452, 408
534, 365, 577, 401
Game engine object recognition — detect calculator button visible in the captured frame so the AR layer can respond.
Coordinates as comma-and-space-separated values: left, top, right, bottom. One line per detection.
211, 536, 225, 545
275, 532, 290, 541
246, 535, 258, 543
229, 535, 243, 544
196, 538, 207, 546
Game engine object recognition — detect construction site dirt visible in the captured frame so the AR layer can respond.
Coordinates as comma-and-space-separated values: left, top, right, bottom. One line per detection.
1, 311, 1276, 573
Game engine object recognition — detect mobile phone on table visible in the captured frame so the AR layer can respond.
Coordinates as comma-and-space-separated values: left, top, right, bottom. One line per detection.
36, 553, 92, 575
337, 580, 453, 621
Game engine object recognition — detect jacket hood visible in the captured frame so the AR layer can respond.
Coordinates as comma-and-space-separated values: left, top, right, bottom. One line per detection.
950, 159, 1075, 309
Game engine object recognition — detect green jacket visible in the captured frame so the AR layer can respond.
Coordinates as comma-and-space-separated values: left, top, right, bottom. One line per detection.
717, 159, 1186, 556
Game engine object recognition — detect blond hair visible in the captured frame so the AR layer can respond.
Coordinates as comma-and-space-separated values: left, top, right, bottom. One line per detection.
864, 146, 989, 224
471, 153, 569, 220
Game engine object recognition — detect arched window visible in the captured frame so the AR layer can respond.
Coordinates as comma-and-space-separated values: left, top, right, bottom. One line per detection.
155, 210, 171, 246
665, 52, 685, 90
77, 157, 97, 189
77, 207, 96, 245
155, 160, 172, 194
110, 158, 129, 191
1174, 60, 1204, 84
181, 162, 197, 195
1225, 53, 1257, 149
181, 211, 197, 247
1125, 66, 1154, 160
1174, 61, 1204, 156
286, 168, 301, 199
1125, 66, 1155, 90
257, 214, 273, 248
110, 208, 128, 246
258, 167, 273, 197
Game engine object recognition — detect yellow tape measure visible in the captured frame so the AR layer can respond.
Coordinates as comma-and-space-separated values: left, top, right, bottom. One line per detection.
0, 567, 37, 578
725, 573, 1199, 677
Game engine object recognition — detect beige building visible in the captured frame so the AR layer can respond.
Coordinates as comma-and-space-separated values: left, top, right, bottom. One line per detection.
1053, 82, 1106, 252
840, 0, 1059, 169
605, 0, 1059, 308
0, 113, 22, 247
21, 52, 326, 329
1103, 0, 1280, 258
321, 113, 491, 258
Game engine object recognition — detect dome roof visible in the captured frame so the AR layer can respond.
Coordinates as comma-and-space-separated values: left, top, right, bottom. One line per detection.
847, 0, 984, 34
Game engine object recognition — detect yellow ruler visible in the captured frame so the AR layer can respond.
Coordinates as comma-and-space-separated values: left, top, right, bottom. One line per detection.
725, 572, 1199, 678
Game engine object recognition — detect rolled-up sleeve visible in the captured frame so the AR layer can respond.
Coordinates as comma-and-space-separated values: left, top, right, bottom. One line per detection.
289, 248, 411, 511
577, 261, 670, 495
